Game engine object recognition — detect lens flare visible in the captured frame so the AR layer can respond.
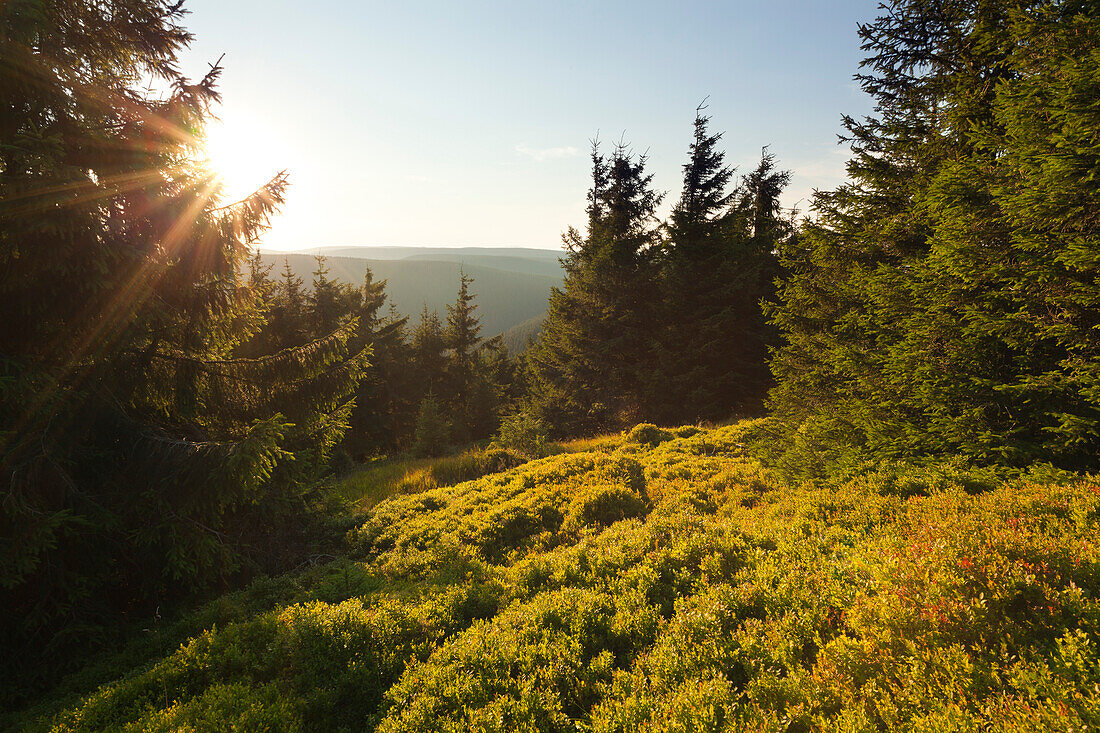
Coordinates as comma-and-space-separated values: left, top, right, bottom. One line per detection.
203, 113, 283, 203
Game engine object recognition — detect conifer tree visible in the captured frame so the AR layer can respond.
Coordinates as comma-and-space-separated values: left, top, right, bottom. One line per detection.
281, 257, 306, 307
270, 258, 309, 348
309, 254, 357, 338
527, 140, 662, 434
667, 105, 737, 258
731, 147, 791, 390
0, 0, 368, 699
345, 270, 410, 456
767, 0, 1100, 474
444, 272, 483, 441
412, 393, 451, 457
411, 307, 448, 402
248, 250, 276, 301
736, 147, 791, 249
477, 334, 521, 429
652, 110, 787, 424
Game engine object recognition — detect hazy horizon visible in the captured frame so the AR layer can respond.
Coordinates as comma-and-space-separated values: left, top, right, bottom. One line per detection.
261, 243, 569, 253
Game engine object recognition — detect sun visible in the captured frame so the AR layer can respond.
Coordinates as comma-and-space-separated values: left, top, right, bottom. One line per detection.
202, 113, 283, 203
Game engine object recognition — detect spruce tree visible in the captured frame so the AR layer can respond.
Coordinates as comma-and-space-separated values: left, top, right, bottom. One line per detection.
767, 0, 1100, 475
736, 147, 792, 250
0, 0, 368, 699
267, 258, 309, 349
527, 140, 662, 434
412, 393, 451, 457
667, 105, 737, 257
309, 254, 358, 338
476, 334, 521, 435
653, 110, 787, 424
248, 249, 276, 301
345, 269, 410, 456
444, 272, 483, 441
410, 307, 448, 404
731, 147, 791, 396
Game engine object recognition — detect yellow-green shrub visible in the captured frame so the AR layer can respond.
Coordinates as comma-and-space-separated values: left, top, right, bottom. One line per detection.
18, 424, 1100, 732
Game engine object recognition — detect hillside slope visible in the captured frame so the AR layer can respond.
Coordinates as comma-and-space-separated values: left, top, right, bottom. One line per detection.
261, 252, 559, 337
16, 423, 1100, 731
498, 313, 545, 354
264, 253, 558, 334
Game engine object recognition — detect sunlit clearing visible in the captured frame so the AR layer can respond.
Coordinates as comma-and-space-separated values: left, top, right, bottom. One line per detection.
202, 113, 283, 203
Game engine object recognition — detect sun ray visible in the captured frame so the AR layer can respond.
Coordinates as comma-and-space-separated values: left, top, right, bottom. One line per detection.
12, 178, 221, 444
202, 113, 284, 204
0, 167, 189, 218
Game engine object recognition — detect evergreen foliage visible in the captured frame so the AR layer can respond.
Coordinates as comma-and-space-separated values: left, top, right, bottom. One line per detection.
492, 410, 549, 457
527, 141, 663, 434
410, 307, 448, 403
654, 109, 790, 424
308, 255, 356, 338
345, 275, 412, 458
528, 121, 790, 434
238, 264, 518, 455
403, 278, 519, 447
443, 272, 483, 442
0, 0, 367, 703
767, 0, 1100, 476
411, 394, 451, 458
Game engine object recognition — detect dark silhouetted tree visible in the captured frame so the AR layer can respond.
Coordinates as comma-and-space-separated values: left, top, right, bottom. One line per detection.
411, 306, 448, 403
345, 271, 410, 456
444, 272, 483, 440
0, 0, 367, 701
652, 109, 789, 424
527, 140, 663, 434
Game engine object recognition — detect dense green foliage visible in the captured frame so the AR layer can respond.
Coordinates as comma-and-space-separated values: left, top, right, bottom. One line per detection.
527, 120, 792, 436
13, 424, 1099, 730
443, 273, 510, 443
493, 410, 550, 457
655, 110, 791, 425
0, 0, 369, 704
411, 394, 452, 458
527, 142, 665, 434
243, 257, 521, 455
243, 253, 414, 456
767, 0, 1100, 476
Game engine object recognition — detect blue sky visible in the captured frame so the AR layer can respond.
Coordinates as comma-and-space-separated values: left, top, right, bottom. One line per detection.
182, 0, 881, 250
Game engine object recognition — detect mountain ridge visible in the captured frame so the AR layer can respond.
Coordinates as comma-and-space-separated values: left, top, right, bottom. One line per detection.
259, 248, 563, 339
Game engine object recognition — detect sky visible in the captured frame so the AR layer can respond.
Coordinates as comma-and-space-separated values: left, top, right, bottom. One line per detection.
181, 0, 881, 251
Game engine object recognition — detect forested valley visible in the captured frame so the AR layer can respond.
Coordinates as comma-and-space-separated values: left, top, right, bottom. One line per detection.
3, 1, 1100, 730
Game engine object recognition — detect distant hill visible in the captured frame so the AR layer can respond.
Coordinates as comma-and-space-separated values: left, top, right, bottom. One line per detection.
400, 253, 562, 278
259, 247, 564, 338
499, 313, 545, 354
302, 245, 563, 264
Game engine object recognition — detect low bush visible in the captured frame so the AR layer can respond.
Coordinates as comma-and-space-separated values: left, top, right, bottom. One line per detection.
563, 485, 649, 533
337, 447, 528, 512
15, 424, 1100, 732
624, 422, 673, 447
493, 411, 550, 457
